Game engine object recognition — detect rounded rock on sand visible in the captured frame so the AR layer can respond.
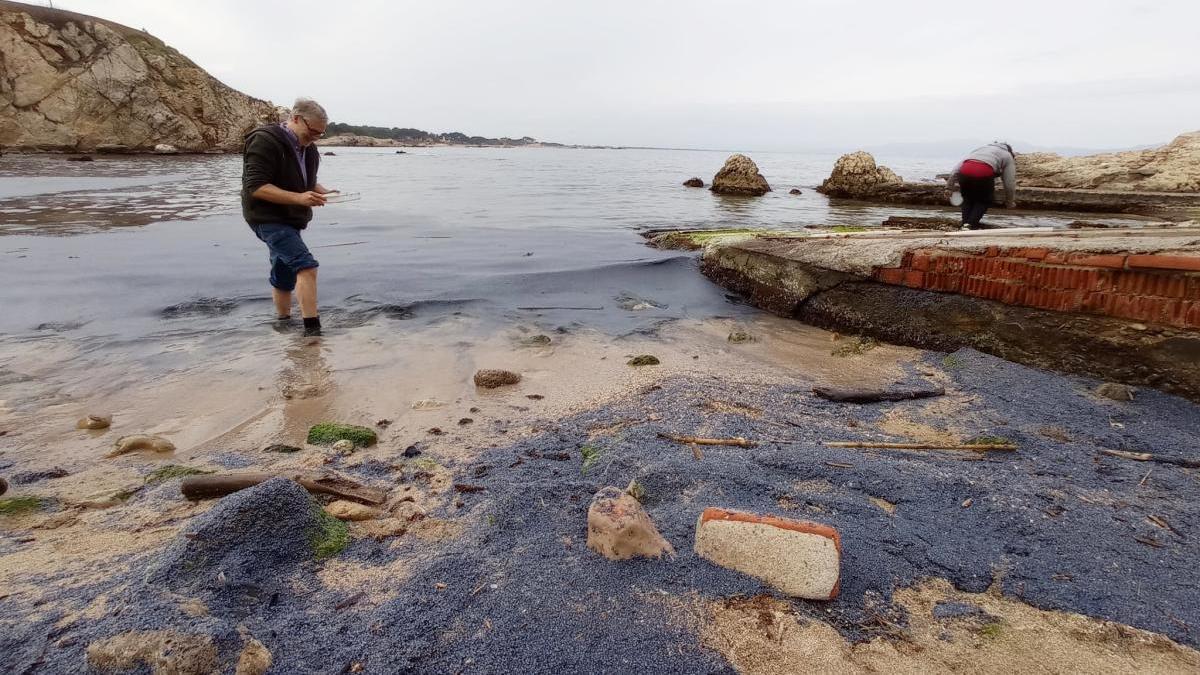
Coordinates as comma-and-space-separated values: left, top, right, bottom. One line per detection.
76, 414, 112, 430
325, 500, 379, 521
108, 434, 175, 457
474, 369, 522, 388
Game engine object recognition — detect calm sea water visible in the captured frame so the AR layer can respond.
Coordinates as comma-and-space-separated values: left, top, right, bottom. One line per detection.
0, 146, 1093, 411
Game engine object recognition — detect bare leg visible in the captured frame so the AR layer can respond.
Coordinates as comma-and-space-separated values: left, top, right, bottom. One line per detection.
272, 288, 293, 318
296, 267, 319, 319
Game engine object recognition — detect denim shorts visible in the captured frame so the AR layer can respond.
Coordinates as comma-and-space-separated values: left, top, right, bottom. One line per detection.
251, 224, 319, 292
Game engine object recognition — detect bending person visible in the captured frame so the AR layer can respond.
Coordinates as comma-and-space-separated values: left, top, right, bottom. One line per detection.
241, 97, 333, 336
947, 141, 1017, 230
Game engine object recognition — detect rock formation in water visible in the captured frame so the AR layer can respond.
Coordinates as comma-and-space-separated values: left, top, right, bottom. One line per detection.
0, 1, 278, 152
816, 151, 903, 197
1017, 131, 1200, 193
711, 154, 770, 196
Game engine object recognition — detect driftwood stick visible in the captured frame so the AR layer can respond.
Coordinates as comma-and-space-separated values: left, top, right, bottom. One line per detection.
181, 472, 387, 505
824, 441, 1017, 453
1098, 448, 1200, 468
658, 433, 757, 448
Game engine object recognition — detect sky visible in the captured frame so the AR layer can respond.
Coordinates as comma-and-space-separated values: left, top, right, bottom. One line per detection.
46, 0, 1200, 152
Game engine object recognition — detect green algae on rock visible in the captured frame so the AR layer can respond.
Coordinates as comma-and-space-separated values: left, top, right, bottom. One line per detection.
627, 355, 660, 366
307, 423, 378, 448
0, 495, 50, 516
144, 465, 213, 485
312, 507, 350, 558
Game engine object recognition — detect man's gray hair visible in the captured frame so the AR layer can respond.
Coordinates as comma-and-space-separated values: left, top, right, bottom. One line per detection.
292, 97, 328, 124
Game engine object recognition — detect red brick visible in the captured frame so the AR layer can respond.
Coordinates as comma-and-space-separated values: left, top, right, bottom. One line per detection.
903, 270, 925, 288
1023, 247, 1050, 261
1068, 253, 1127, 269
1127, 255, 1200, 272
1188, 302, 1200, 327
901, 251, 914, 268
875, 268, 905, 285
1113, 295, 1135, 319
985, 246, 1001, 258
695, 508, 841, 600
1044, 251, 1069, 264
912, 254, 932, 272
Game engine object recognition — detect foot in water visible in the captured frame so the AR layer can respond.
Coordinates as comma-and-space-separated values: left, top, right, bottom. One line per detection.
272, 316, 295, 333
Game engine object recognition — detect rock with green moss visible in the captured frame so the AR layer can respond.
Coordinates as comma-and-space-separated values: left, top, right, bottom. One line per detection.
627, 355, 660, 367
307, 423, 378, 448
728, 330, 754, 344
312, 508, 349, 558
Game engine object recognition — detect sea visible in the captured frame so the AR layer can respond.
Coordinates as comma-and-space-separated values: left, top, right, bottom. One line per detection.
0, 146, 1081, 416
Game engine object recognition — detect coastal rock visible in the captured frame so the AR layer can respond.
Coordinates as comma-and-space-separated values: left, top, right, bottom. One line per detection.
318, 134, 401, 148
627, 355, 660, 366
683, 177, 704, 188
0, 3, 277, 152
728, 330, 754, 344
1018, 131, 1200, 193
1096, 382, 1135, 401
306, 423, 378, 447
0, 477, 7, 496
331, 439, 356, 454
710, 154, 771, 196
153, 143, 179, 154
236, 638, 272, 675
474, 369, 522, 388
587, 485, 674, 561
816, 151, 903, 198
11, 467, 68, 484
789, 188, 802, 195
66, 155, 93, 161
76, 414, 112, 429
107, 434, 175, 457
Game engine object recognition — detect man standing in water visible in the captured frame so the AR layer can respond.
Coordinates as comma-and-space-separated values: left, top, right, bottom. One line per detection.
242, 98, 332, 336
946, 142, 1017, 230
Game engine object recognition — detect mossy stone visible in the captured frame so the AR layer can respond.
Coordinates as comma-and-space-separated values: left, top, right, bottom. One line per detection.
307, 423, 378, 448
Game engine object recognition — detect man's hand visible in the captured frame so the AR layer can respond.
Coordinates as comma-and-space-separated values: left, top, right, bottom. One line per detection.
294, 191, 327, 207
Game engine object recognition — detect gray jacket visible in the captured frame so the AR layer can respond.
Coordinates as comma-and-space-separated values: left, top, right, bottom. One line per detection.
948, 143, 1017, 203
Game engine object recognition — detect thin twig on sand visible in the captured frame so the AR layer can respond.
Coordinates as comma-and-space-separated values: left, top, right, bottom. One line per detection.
657, 433, 757, 448
1099, 448, 1200, 468
823, 441, 1017, 453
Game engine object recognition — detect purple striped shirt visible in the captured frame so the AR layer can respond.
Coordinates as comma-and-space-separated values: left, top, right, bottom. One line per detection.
278, 123, 308, 186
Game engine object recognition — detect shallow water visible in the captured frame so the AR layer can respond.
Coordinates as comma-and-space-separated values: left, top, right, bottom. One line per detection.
0, 146, 1140, 417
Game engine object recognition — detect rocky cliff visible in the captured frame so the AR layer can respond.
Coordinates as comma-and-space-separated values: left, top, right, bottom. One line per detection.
0, 1, 278, 152
1017, 131, 1200, 193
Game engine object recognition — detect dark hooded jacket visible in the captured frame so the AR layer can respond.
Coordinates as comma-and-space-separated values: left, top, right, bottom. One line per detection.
241, 124, 321, 229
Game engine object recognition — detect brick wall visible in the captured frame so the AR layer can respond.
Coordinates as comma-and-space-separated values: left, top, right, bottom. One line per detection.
872, 247, 1200, 329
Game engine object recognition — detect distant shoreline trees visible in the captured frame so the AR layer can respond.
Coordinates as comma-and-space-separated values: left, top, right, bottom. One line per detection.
325, 123, 546, 146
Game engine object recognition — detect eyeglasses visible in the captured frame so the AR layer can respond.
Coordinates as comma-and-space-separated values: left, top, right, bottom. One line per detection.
299, 117, 326, 139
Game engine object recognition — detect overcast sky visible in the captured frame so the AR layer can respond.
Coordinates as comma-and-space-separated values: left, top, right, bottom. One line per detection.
50, 0, 1200, 151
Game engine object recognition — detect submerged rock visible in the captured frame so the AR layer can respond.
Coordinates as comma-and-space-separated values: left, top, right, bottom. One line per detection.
683, 177, 704, 188
263, 443, 302, 454
627, 355, 660, 367
711, 154, 771, 196
789, 188, 802, 195
474, 369, 522, 388
11, 467, 68, 484
816, 151, 902, 198
727, 330, 754, 344
587, 486, 674, 561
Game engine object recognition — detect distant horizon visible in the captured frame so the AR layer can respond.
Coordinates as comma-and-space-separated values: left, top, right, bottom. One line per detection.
41, 0, 1200, 154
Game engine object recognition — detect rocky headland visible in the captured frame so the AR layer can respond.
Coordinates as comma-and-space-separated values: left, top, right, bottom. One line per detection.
815, 133, 1200, 217
0, 1, 278, 153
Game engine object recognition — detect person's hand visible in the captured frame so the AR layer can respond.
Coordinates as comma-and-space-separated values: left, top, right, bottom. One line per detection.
294, 191, 327, 207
